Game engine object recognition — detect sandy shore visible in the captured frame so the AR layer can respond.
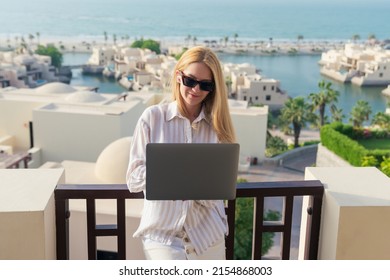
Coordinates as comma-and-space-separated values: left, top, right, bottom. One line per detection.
0, 35, 347, 56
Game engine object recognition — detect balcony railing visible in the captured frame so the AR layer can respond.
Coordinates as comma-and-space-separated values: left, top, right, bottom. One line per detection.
55, 180, 323, 260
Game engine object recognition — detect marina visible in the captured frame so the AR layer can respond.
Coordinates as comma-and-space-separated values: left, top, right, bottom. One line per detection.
64, 51, 390, 118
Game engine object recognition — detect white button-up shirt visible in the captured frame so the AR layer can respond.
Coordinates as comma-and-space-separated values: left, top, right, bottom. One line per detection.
126, 101, 228, 255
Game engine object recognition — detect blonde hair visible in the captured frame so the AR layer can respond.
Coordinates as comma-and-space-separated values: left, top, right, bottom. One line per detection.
171, 46, 236, 143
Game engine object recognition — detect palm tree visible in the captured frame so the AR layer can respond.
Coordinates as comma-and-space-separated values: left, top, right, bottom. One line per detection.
309, 80, 340, 127
351, 34, 360, 44
297, 34, 304, 49
368, 33, 376, 45
113, 34, 117, 45
349, 100, 372, 127
269, 37, 273, 47
103, 31, 108, 45
280, 97, 312, 147
185, 34, 191, 47
233, 33, 238, 46
28, 34, 34, 46
372, 112, 390, 130
330, 105, 345, 123
20, 36, 27, 51
36, 32, 40, 45
224, 36, 229, 47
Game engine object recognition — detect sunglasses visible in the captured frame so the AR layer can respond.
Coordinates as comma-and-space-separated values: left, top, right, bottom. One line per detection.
179, 71, 214, 92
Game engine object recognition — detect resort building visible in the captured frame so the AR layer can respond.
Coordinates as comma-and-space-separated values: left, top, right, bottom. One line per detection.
223, 62, 288, 110
319, 43, 390, 87
90, 46, 175, 92
224, 62, 257, 93
0, 83, 160, 166
85, 46, 116, 68
0, 50, 58, 88
235, 73, 288, 110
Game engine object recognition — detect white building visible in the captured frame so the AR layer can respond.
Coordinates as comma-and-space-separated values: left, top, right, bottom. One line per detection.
229, 99, 268, 164
223, 62, 287, 110
0, 51, 57, 88
87, 46, 116, 66
319, 43, 390, 86
0, 83, 161, 166
235, 74, 288, 110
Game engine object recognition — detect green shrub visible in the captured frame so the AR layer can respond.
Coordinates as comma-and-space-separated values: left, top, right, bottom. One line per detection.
130, 38, 161, 54
266, 136, 287, 157
302, 140, 320, 146
321, 123, 390, 174
380, 157, 390, 177
361, 155, 379, 167
35, 44, 63, 68
371, 129, 390, 139
320, 124, 367, 166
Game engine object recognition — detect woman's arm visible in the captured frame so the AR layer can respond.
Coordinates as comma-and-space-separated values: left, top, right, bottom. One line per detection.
126, 117, 150, 193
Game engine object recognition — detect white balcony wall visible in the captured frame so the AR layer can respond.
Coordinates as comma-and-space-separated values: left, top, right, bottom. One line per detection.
300, 167, 390, 260
0, 99, 44, 150
230, 106, 268, 162
0, 169, 64, 260
33, 100, 146, 163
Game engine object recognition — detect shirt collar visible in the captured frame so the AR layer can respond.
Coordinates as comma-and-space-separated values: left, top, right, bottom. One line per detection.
166, 101, 211, 124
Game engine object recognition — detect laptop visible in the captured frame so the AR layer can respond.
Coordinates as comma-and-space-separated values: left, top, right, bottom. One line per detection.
145, 143, 240, 200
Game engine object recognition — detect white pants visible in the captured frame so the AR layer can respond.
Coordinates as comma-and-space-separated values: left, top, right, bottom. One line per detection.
142, 233, 226, 260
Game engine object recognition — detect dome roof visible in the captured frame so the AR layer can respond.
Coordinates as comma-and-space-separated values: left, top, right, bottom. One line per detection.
95, 137, 132, 184
65, 91, 106, 103
35, 82, 77, 94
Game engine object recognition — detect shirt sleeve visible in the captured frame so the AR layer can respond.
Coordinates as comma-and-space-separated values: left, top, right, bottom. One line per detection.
126, 113, 150, 193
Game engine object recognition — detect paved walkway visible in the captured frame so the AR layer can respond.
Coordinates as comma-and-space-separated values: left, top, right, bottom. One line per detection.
236, 147, 318, 259
239, 146, 317, 182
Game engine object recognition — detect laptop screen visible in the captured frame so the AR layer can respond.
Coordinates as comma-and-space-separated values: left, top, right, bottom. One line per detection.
145, 143, 240, 200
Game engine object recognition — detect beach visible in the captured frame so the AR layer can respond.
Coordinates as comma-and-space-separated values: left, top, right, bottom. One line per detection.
0, 33, 347, 57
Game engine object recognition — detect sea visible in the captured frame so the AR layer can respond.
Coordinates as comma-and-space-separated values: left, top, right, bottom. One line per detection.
1, 0, 390, 117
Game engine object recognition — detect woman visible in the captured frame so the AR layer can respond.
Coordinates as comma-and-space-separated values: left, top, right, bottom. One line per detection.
126, 46, 236, 260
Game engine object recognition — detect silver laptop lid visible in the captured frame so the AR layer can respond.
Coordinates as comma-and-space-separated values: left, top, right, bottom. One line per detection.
145, 143, 240, 200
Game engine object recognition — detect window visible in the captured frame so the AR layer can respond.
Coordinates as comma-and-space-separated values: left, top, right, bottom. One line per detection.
263, 86, 266, 91
266, 95, 271, 101
379, 73, 383, 78
271, 86, 275, 91
255, 96, 258, 100
243, 96, 247, 101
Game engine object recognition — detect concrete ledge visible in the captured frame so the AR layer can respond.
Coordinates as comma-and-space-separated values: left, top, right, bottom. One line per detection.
316, 143, 352, 167
264, 144, 318, 166
302, 167, 390, 260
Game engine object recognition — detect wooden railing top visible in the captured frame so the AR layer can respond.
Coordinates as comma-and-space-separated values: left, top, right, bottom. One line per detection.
55, 180, 324, 260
